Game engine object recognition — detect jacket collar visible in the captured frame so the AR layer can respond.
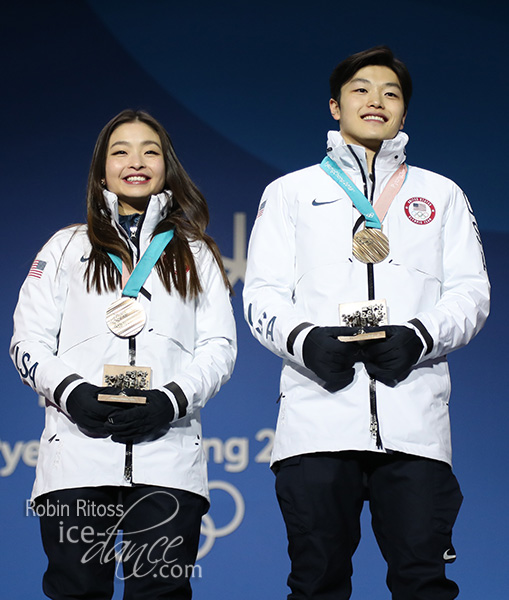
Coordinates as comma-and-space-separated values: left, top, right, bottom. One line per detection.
102, 189, 173, 237
326, 130, 408, 174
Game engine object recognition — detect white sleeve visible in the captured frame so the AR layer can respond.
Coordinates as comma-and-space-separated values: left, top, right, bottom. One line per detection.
243, 180, 314, 366
410, 185, 490, 362
10, 229, 84, 414
165, 245, 237, 418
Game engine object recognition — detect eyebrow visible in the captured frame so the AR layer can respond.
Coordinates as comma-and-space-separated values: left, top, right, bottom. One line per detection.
349, 77, 402, 90
109, 140, 162, 149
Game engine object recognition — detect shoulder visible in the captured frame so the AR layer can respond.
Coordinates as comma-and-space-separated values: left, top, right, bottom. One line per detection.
262, 165, 330, 210
264, 164, 324, 193
43, 224, 87, 246
38, 224, 89, 262
406, 165, 461, 193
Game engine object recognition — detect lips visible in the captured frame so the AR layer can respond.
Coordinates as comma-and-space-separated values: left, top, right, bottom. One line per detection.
361, 113, 388, 123
123, 175, 150, 184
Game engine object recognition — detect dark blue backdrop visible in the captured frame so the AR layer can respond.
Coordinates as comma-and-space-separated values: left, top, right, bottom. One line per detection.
1, 1, 508, 598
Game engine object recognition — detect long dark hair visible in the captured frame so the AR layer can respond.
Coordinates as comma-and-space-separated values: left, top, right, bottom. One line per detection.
85, 109, 230, 298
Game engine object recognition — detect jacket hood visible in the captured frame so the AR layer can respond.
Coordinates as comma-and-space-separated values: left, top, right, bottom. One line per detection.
326, 130, 408, 174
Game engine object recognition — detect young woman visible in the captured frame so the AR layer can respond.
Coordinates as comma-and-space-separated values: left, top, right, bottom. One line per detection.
11, 109, 237, 599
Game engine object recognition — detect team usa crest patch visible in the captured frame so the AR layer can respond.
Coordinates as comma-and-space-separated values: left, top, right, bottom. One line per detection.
404, 197, 436, 225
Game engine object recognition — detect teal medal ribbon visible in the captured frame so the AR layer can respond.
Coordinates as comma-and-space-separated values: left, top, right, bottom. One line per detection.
105, 228, 174, 337
108, 228, 174, 298
320, 156, 381, 229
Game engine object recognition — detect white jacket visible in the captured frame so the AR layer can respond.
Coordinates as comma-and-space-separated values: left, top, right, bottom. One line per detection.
11, 190, 236, 500
243, 131, 489, 466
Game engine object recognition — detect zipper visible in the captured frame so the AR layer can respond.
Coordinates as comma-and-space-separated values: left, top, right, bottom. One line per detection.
123, 246, 139, 484
367, 150, 383, 449
367, 151, 379, 301
123, 336, 136, 483
115, 210, 148, 483
369, 380, 382, 449
124, 443, 133, 483
349, 145, 383, 449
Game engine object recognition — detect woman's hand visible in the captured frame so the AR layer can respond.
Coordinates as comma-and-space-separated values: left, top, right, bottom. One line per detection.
105, 389, 175, 444
67, 382, 122, 437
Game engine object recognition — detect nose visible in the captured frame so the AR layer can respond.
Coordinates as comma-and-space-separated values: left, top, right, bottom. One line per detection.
367, 89, 384, 108
130, 152, 145, 169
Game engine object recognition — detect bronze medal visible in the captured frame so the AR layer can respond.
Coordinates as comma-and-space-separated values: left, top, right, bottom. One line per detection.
352, 228, 389, 264
106, 297, 146, 338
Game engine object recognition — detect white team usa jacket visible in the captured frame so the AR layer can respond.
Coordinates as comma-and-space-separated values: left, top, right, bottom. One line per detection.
243, 131, 490, 466
11, 190, 236, 501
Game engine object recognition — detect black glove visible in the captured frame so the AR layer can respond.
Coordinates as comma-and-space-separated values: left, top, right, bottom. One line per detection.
105, 389, 175, 444
67, 382, 122, 437
302, 326, 361, 391
360, 325, 423, 387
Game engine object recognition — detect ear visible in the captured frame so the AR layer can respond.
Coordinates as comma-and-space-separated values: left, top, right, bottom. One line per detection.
399, 111, 407, 130
329, 98, 341, 122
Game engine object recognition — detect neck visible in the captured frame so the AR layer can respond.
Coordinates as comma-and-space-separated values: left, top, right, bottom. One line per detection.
118, 199, 147, 215
365, 147, 377, 174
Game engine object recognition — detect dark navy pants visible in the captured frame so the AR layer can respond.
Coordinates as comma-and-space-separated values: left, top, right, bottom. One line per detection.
36, 485, 207, 600
275, 451, 463, 600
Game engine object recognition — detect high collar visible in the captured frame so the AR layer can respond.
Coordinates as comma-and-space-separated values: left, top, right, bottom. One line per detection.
103, 189, 173, 236
326, 130, 408, 175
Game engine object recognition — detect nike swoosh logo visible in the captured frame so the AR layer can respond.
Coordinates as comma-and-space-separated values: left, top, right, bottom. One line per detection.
443, 549, 456, 561
312, 198, 341, 206
80, 255, 90, 262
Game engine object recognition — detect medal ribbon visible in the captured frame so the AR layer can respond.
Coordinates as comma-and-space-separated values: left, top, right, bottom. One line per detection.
108, 229, 174, 298
320, 157, 407, 228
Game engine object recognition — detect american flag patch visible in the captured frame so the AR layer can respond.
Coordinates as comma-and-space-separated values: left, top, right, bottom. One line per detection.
28, 259, 47, 279
256, 200, 267, 219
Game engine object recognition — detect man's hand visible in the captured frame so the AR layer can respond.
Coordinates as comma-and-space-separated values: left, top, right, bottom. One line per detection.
105, 389, 175, 444
360, 325, 423, 387
303, 326, 360, 391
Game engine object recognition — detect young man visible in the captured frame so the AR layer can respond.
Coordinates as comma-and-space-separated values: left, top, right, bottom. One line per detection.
243, 46, 490, 599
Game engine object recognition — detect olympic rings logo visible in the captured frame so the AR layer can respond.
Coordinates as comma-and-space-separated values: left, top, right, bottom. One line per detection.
197, 480, 245, 559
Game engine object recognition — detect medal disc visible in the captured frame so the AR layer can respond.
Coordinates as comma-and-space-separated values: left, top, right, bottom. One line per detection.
352, 228, 390, 264
106, 297, 146, 338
